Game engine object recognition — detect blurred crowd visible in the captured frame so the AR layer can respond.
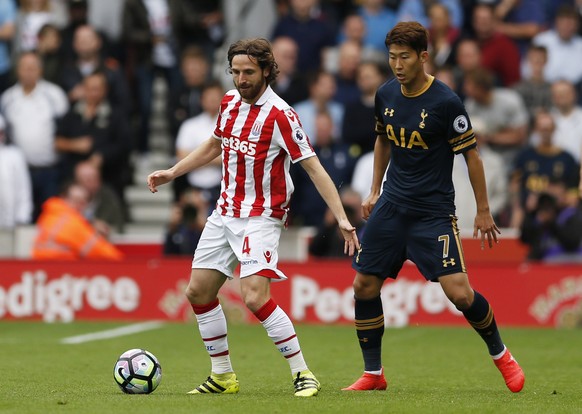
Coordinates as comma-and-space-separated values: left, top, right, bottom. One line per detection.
0, 0, 581, 262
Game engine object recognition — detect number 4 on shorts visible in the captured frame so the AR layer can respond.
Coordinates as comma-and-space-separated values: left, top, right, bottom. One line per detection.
242, 236, 251, 255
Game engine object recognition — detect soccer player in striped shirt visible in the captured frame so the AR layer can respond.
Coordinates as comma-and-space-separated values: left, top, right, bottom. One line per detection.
342, 22, 525, 393
147, 38, 360, 397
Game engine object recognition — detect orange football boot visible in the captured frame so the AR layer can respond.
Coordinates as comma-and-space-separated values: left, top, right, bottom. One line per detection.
494, 349, 525, 393
342, 368, 387, 391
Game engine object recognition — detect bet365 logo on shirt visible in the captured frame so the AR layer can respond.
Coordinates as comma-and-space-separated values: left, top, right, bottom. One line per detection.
222, 136, 257, 156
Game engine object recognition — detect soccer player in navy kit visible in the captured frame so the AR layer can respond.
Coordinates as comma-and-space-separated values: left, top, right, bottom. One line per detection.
342, 22, 525, 393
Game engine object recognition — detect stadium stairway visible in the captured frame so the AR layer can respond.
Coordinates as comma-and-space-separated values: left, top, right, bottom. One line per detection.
123, 77, 173, 242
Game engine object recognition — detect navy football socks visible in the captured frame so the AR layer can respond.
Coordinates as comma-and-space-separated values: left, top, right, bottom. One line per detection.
354, 296, 384, 372
461, 290, 504, 356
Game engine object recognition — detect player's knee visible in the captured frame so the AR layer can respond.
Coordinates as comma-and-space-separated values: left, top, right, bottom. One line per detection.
242, 290, 268, 313
184, 282, 201, 303
184, 279, 217, 304
441, 274, 473, 310
451, 292, 473, 310
352, 276, 381, 299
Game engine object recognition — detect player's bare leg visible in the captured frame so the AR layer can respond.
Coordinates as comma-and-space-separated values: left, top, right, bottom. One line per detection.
241, 275, 320, 397
440, 273, 525, 392
343, 272, 387, 391
186, 268, 239, 394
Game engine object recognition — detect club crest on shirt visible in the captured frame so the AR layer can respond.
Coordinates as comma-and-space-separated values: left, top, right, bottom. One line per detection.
293, 127, 305, 143
419, 109, 428, 129
250, 120, 263, 139
453, 115, 468, 133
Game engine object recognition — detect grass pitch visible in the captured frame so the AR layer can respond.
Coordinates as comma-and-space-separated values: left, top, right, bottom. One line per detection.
1, 321, 581, 414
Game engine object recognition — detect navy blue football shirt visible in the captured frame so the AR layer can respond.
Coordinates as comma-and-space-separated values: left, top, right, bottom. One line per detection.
374, 76, 477, 215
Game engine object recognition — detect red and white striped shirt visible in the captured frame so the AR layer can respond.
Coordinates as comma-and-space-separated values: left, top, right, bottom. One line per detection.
212, 86, 315, 220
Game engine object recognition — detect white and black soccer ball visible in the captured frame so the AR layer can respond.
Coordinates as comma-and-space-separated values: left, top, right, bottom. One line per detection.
113, 349, 162, 394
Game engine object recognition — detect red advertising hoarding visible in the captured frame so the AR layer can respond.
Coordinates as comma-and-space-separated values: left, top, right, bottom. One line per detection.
1, 260, 581, 328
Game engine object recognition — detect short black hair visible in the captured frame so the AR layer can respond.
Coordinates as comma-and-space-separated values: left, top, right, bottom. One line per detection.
385, 21, 428, 55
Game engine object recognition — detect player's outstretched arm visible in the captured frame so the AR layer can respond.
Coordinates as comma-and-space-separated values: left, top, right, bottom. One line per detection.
463, 148, 501, 249
147, 137, 221, 193
300, 155, 360, 256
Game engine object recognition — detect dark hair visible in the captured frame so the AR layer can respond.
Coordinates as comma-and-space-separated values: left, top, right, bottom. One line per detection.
534, 109, 555, 126
528, 44, 547, 57
38, 23, 60, 39
474, 3, 495, 15
305, 69, 333, 89
359, 60, 390, 79
84, 69, 108, 90
181, 45, 207, 62
385, 21, 428, 55
535, 192, 559, 215
58, 179, 80, 198
556, 4, 579, 20
182, 204, 198, 224
464, 67, 494, 91
227, 38, 279, 84
428, 2, 450, 17
316, 108, 332, 120
435, 64, 454, 74
201, 79, 224, 95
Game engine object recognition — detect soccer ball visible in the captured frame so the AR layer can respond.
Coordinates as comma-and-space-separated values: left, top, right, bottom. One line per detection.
113, 349, 162, 394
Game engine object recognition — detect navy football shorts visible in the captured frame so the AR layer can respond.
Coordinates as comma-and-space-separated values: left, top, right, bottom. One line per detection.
352, 198, 467, 281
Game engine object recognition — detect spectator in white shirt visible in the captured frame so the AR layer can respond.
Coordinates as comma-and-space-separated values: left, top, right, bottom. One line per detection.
14, 0, 57, 54
550, 79, 582, 163
351, 150, 382, 203
0, 113, 33, 229
0, 51, 68, 220
453, 119, 508, 231
174, 80, 223, 207
532, 5, 582, 86
463, 67, 529, 173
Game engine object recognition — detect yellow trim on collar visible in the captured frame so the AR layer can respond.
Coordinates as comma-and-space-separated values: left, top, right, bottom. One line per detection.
401, 75, 435, 98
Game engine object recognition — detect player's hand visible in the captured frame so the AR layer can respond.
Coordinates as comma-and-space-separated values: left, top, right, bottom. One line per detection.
361, 192, 380, 220
337, 218, 360, 256
473, 211, 501, 249
147, 170, 174, 193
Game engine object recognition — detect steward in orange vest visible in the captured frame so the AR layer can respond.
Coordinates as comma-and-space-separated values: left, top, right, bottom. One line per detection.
32, 183, 124, 260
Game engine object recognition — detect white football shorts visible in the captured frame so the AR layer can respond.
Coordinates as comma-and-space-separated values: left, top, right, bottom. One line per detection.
192, 210, 287, 280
